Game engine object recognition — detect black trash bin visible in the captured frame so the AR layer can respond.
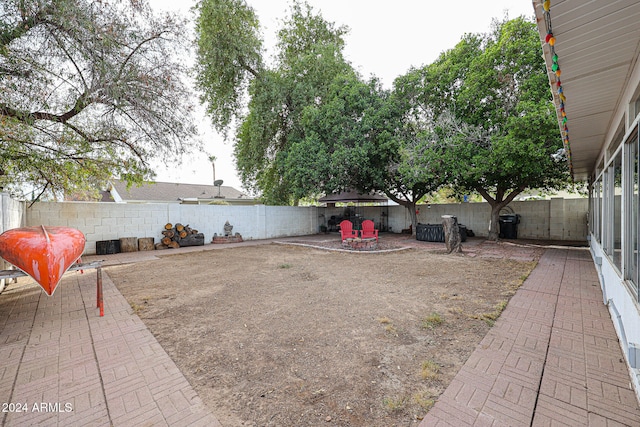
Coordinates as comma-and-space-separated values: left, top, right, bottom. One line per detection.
499, 214, 520, 239
459, 224, 468, 242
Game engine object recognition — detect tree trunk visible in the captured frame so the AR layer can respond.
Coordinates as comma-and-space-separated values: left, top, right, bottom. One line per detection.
487, 202, 510, 241
442, 215, 462, 254
383, 191, 424, 237
138, 237, 155, 251
408, 202, 418, 236
397, 200, 418, 236
476, 186, 525, 242
179, 233, 205, 247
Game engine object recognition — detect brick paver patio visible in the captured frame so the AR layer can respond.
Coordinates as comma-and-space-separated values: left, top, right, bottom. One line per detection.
0, 261, 221, 426
0, 236, 638, 426
421, 247, 640, 426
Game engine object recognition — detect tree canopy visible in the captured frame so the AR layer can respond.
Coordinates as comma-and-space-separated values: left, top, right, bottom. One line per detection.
195, 3, 569, 234
0, 0, 199, 200
194, 0, 263, 133
195, 0, 353, 204
402, 17, 569, 239
284, 74, 397, 200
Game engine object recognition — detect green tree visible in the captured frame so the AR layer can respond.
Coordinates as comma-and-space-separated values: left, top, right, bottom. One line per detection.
411, 17, 569, 240
284, 72, 450, 235
0, 0, 198, 200
284, 74, 396, 199
195, 0, 352, 204
194, 0, 263, 133
385, 74, 454, 234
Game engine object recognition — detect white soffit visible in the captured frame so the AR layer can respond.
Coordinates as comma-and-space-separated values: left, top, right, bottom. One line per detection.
535, 0, 640, 180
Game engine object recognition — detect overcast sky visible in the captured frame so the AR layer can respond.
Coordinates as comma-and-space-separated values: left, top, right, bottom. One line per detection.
152, 0, 537, 191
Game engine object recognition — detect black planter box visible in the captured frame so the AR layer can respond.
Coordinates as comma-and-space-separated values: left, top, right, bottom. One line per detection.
416, 223, 467, 242
96, 239, 120, 255
416, 223, 445, 242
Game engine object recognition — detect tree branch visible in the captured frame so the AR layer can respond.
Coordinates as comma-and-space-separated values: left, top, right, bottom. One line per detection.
0, 90, 90, 124
238, 56, 260, 78
475, 186, 495, 204
116, 31, 170, 81
0, 5, 53, 49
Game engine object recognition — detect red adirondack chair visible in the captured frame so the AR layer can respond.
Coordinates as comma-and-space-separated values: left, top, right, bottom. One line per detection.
360, 219, 379, 242
339, 220, 357, 240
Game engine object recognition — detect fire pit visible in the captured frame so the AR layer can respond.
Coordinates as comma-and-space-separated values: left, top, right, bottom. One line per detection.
342, 237, 378, 251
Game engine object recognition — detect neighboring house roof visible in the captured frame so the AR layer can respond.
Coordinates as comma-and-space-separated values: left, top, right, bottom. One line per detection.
318, 190, 388, 204
105, 179, 255, 204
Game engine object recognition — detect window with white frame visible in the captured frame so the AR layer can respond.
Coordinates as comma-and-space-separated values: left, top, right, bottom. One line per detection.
613, 151, 623, 271
629, 82, 640, 126
603, 147, 623, 273
628, 126, 640, 296
592, 178, 602, 243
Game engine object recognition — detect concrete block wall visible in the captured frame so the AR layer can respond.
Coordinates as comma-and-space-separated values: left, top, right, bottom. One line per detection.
549, 198, 566, 240
262, 206, 320, 238
511, 200, 551, 240
24, 201, 321, 255
0, 195, 589, 256
556, 198, 589, 241
411, 199, 588, 240
0, 193, 25, 233
26, 202, 170, 255
388, 205, 412, 233
414, 203, 492, 237
0, 193, 26, 273
317, 198, 589, 240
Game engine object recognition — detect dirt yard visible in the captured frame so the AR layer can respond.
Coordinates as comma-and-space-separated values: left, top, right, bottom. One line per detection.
106, 240, 540, 426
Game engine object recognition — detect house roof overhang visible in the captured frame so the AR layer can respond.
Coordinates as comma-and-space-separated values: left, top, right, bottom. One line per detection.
533, 0, 640, 181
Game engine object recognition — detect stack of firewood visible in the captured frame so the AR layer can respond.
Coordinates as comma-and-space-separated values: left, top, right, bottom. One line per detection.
156, 223, 205, 249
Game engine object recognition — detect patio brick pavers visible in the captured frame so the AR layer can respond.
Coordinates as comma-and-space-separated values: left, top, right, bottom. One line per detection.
420, 247, 640, 426
0, 264, 221, 426
0, 235, 639, 426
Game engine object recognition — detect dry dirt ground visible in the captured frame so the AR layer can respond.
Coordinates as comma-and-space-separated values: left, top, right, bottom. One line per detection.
106, 238, 543, 427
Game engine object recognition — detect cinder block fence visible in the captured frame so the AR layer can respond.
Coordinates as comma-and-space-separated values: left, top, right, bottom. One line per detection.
0, 193, 588, 255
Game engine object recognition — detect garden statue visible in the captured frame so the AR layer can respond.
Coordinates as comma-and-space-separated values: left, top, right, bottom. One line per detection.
224, 221, 233, 237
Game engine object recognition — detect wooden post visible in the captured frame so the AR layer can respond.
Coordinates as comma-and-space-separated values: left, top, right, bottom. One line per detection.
138, 237, 155, 251
97, 267, 104, 317
442, 215, 463, 254
119, 237, 138, 252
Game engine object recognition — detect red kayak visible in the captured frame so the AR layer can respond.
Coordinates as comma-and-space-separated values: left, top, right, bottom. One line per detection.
0, 226, 86, 295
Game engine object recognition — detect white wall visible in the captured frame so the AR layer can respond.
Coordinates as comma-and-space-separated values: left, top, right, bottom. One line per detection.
0, 193, 25, 233
590, 240, 640, 397
24, 201, 321, 255
0, 193, 26, 278
0, 196, 589, 256
382, 199, 587, 240
415, 203, 491, 236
